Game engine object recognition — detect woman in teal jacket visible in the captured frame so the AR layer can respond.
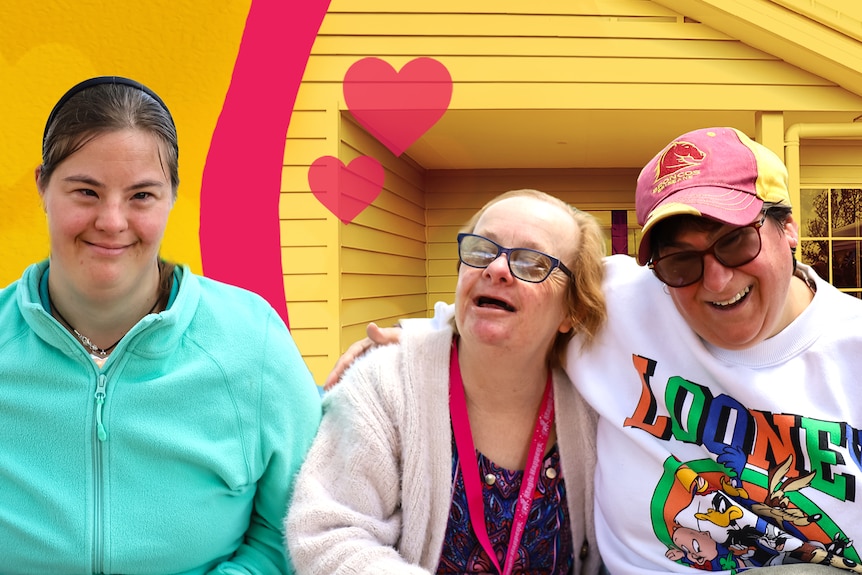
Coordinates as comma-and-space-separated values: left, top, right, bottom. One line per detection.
0, 76, 321, 574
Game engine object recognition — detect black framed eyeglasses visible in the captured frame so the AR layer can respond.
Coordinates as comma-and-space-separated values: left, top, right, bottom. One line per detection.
648, 216, 766, 288
457, 233, 574, 283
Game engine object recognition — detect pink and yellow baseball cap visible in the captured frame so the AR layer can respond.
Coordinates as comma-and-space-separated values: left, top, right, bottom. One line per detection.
635, 127, 791, 265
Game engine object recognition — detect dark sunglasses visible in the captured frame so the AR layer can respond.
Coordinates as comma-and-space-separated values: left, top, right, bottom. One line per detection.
457, 233, 573, 283
648, 216, 766, 288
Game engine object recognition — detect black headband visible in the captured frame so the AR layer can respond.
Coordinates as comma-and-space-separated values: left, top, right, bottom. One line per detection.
42, 76, 176, 150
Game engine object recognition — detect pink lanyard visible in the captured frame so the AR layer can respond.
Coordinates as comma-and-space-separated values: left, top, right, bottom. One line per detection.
448, 342, 555, 575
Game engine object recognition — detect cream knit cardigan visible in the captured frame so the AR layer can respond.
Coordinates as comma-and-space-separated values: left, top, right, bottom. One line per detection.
286, 323, 600, 574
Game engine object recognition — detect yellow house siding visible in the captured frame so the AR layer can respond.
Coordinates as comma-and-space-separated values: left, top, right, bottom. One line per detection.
315, 1, 858, 113
282, 94, 427, 385
284, 0, 862, 383
654, 0, 862, 95
800, 141, 862, 185
326, 0, 683, 17
339, 114, 427, 342
281, 82, 342, 383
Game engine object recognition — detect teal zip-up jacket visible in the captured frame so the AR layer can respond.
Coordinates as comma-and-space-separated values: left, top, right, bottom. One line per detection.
0, 261, 322, 575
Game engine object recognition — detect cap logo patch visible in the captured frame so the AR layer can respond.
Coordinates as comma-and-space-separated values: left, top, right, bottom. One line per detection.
653, 140, 705, 194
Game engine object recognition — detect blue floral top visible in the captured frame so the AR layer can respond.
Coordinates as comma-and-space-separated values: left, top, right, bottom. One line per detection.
436, 437, 574, 574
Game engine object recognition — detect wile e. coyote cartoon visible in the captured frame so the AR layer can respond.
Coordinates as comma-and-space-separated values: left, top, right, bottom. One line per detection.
661, 453, 861, 572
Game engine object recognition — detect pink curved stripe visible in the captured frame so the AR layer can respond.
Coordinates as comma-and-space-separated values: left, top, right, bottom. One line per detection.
200, 0, 331, 327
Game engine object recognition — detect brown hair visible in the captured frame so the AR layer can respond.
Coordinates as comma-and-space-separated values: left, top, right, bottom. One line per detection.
648, 203, 793, 262
40, 80, 179, 197
458, 189, 607, 367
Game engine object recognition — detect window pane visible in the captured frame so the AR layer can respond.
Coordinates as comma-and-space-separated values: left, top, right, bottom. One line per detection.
800, 189, 828, 238
830, 189, 862, 236
800, 239, 829, 281
832, 239, 860, 289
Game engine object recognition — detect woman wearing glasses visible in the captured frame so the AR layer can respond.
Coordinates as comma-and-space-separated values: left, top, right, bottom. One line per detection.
307, 128, 862, 574
286, 189, 606, 574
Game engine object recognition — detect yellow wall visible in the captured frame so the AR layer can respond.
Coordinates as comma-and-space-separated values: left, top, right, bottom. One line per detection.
801, 142, 862, 186
288, 0, 862, 384
282, 100, 427, 379
0, 1, 253, 285
339, 117, 428, 344
311, 1, 858, 115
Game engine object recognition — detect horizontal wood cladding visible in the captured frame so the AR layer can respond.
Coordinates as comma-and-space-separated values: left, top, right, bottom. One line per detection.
342, 274, 427, 299
327, 0, 682, 17
294, 64, 862, 113
279, 219, 327, 246
340, 247, 425, 276
302, 356, 336, 383
290, 328, 330, 354
342, 294, 428, 325
335, 112, 429, 361
342, 225, 426, 259
301, 56, 826, 87
310, 37, 763, 59
305, 3, 860, 113
281, 246, 329, 275
283, 274, 330, 301
317, 15, 729, 39
801, 166, 862, 185
280, 98, 338, 384
801, 141, 862, 167
461, 85, 855, 111
801, 140, 862, 185
279, 190, 330, 219
281, 95, 429, 380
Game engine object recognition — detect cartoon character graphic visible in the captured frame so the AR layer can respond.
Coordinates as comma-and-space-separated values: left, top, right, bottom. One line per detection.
655, 456, 862, 572
667, 524, 738, 571
751, 455, 821, 528
666, 464, 802, 571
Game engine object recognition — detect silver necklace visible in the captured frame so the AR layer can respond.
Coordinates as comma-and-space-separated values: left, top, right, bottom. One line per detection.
51, 298, 160, 357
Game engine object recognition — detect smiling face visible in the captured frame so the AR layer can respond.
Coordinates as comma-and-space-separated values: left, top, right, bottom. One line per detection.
38, 129, 174, 302
454, 195, 577, 361
660, 214, 800, 350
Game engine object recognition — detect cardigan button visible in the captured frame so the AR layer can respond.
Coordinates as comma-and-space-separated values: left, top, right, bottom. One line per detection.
484, 473, 496, 486
545, 467, 557, 479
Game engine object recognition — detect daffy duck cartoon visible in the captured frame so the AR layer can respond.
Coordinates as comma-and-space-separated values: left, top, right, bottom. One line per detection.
667, 455, 811, 569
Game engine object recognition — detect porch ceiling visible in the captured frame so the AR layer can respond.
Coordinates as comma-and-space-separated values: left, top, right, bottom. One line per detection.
406, 109, 862, 171
405, 0, 862, 172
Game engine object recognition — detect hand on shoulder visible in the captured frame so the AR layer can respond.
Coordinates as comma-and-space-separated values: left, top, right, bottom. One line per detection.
323, 322, 402, 391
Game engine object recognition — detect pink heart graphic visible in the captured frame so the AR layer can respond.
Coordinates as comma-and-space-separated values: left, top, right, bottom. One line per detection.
308, 156, 385, 224
344, 57, 452, 157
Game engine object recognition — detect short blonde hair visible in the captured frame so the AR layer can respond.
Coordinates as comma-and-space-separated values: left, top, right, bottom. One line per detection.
457, 189, 607, 367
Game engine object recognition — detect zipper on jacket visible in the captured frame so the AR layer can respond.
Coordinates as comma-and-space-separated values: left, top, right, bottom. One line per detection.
95, 375, 108, 442
92, 373, 107, 574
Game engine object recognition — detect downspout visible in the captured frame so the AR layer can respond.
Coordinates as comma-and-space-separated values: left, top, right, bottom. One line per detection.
784, 122, 862, 218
